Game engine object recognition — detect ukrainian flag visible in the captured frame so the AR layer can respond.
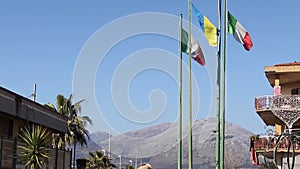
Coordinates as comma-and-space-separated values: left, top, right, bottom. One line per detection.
192, 4, 217, 46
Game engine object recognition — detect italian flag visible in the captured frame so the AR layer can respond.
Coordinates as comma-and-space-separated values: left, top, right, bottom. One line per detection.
181, 28, 205, 66
228, 12, 253, 51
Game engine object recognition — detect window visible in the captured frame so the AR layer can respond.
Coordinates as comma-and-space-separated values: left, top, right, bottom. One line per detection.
291, 88, 300, 95
0, 117, 13, 138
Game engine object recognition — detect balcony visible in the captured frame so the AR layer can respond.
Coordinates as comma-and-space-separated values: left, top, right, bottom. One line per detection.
253, 136, 300, 159
255, 95, 300, 127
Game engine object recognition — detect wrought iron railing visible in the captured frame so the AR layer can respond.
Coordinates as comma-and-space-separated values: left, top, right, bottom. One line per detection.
271, 95, 300, 111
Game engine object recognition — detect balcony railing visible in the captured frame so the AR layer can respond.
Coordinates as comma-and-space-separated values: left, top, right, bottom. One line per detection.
255, 95, 300, 111
255, 96, 272, 110
254, 137, 300, 151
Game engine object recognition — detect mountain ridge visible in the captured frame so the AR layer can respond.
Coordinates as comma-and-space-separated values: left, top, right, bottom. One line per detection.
77, 118, 257, 169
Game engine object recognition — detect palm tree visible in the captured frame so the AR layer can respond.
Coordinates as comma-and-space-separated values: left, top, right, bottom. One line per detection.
68, 114, 92, 168
86, 150, 116, 169
45, 94, 81, 117
18, 124, 50, 169
45, 94, 92, 167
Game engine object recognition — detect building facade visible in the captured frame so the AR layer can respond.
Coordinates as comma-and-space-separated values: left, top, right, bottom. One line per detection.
254, 62, 300, 169
0, 86, 71, 169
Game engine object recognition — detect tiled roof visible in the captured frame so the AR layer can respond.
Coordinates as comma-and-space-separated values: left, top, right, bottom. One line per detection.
274, 61, 300, 66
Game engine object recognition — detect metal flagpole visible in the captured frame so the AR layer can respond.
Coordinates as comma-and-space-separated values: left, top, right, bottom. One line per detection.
188, 0, 193, 168
109, 131, 111, 158
177, 13, 183, 169
215, 0, 222, 168
220, 0, 227, 168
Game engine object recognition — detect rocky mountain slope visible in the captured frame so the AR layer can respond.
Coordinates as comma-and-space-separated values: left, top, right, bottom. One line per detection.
77, 118, 257, 169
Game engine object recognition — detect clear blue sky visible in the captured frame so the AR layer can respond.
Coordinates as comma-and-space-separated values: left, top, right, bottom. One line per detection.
1, 0, 300, 135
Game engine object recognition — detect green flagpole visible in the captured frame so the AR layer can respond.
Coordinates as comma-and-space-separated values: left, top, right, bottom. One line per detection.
215, 0, 222, 168
220, 0, 227, 168
188, 0, 193, 169
177, 13, 183, 169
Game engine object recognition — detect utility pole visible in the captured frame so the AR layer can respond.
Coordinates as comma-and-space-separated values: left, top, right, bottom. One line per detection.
33, 83, 37, 101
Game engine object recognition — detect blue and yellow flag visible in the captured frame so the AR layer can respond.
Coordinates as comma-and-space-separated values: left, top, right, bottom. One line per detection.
192, 4, 217, 46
